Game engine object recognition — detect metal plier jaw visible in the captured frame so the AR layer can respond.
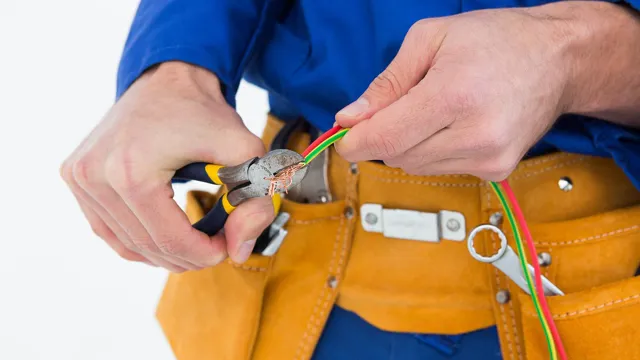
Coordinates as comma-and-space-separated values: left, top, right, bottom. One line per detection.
173, 149, 307, 236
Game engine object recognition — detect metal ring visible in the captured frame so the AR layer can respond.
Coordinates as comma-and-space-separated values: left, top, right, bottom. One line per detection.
467, 224, 508, 263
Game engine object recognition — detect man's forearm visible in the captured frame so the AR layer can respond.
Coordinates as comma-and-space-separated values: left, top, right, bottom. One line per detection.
536, 1, 640, 127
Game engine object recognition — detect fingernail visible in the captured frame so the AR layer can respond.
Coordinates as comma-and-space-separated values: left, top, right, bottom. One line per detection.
337, 97, 369, 117
235, 239, 256, 263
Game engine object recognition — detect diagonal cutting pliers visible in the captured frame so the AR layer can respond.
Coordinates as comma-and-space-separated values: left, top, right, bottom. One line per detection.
172, 149, 308, 236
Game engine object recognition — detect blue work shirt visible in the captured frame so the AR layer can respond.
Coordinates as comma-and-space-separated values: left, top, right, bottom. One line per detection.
116, 0, 640, 189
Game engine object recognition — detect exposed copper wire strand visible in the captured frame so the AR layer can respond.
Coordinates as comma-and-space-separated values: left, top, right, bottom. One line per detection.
265, 162, 306, 197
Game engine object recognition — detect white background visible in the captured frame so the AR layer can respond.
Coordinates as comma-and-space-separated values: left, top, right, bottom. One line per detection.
0, 2, 269, 359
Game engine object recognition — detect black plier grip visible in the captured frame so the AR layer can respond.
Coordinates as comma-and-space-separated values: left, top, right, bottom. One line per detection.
172, 150, 307, 236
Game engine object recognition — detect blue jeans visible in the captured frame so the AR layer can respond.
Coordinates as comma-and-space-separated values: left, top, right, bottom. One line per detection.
312, 306, 503, 360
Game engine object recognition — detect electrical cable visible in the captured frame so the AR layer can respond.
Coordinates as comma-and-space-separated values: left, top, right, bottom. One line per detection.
301, 125, 343, 158
304, 128, 349, 164
490, 182, 558, 360
498, 181, 568, 360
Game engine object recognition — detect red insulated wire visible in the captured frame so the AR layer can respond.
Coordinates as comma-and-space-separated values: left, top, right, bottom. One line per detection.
301, 125, 343, 157
500, 180, 568, 360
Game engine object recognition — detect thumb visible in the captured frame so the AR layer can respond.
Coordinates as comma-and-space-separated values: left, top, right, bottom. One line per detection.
335, 20, 444, 127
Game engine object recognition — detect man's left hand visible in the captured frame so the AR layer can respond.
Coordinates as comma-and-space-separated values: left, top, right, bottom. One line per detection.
335, 3, 637, 180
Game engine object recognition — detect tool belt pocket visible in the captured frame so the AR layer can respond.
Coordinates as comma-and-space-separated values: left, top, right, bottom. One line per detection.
518, 276, 640, 360
517, 204, 640, 360
156, 190, 272, 360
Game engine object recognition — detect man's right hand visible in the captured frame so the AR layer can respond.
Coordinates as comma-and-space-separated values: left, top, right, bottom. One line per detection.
60, 62, 275, 272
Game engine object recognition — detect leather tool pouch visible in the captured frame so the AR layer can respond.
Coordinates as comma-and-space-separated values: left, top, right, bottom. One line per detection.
156, 189, 273, 360
517, 204, 640, 360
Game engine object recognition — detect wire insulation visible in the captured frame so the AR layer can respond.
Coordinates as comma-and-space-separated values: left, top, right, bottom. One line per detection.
301, 125, 343, 157
304, 128, 349, 164
498, 181, 567, 360
490, 182, 557, 360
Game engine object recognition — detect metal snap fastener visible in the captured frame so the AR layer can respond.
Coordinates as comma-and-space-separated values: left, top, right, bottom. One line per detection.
318, 191, 330, 203
496, 290, 510, 304
489, 212, 503, 226
538, 252, 552, 267
327, 275, 338, 289
446, 218, 461, 232
558, 177, 573, 192
344, 206, 355, 219
364, 213, 378, 225
350, 163, 358, 175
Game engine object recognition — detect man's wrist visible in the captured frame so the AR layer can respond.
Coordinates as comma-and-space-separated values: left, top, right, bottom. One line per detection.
141, 61, 226, 103
531, 1, 640, 123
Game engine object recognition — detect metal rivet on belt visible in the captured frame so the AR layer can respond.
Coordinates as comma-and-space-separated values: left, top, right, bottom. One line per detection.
558, 177, 573, 192
496, 290, 510, 304
327, 275, 338, 289
350, 163, 358, 175
364, 212, 378, 225
446, 218, 461, 232
344, 206, 355, 219
489, 212, 503, 226
318, 191, 330, 204
538, 252, 552, 267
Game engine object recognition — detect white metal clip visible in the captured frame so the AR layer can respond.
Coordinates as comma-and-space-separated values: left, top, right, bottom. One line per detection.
360, 204, 466, 242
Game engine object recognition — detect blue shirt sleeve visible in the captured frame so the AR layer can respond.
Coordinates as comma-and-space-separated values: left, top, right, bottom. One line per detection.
116, 0, 276, 107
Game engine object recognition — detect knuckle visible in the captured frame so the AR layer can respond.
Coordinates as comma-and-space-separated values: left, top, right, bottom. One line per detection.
365, 132, 402, 159
477, 155, 517, 181
440, 87, 482, 121
471, 126, 509, 154
156, 237, 185, 256
133, 239, 157, 253
401, 165, 424, 176
59, 160, 75, 185
370, 69, 405, 99
410, 19, 432, 33
383, 158, 403, 169
241, 204, 274, 235
116, 248, 143, 262
105, 149, 144, 194
90, 222, 111, 240
242, 137, 267, 159
72, 158, 93, 188
406, 20, 430, 45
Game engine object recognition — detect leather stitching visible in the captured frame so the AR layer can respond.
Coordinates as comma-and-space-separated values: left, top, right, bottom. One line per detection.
295, 214, 344, 359
507, 285, 523, 360
487, 186, 522, 360
516, 152, 572, 168
525, 294, 640, 319
363, 154, 581, 183
510, 157, 586, 180
491, 230, 516, 360
370, 167, 473, 178
296, 162, 356, 359
224, 259, 267, 272
364, 174, 481, 187
290, 216, 342, 225
536, 225, 639, 246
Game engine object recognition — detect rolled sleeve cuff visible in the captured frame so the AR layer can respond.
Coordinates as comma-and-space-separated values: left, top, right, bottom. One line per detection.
116, 46, 238, 106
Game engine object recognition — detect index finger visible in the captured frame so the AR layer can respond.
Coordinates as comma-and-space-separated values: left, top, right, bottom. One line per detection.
336, 78, 451, 162
118, 182, 228, 268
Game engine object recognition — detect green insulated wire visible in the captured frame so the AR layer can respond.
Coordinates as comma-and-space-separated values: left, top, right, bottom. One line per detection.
490, 182, 556, 360
304, 128, 349, 164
